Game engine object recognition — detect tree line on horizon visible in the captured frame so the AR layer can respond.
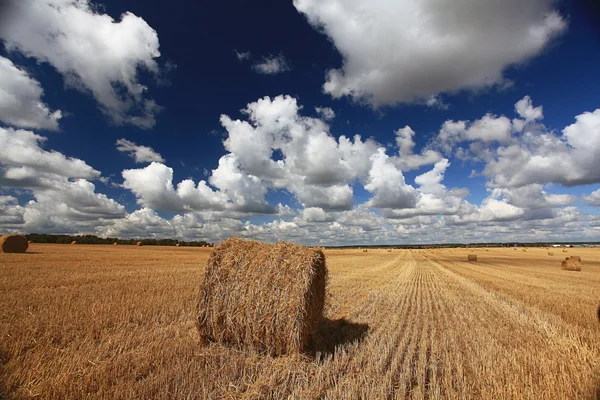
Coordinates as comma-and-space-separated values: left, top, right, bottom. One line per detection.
25, 233, 213, 247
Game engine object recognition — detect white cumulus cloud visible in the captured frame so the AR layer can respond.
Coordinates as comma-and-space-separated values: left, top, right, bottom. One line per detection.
0, 56, 62, 130
295, 0, 566, 106
0, 0, 163, 128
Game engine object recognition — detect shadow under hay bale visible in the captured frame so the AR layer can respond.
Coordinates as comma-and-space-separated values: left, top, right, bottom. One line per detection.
0, 235, 28, 253
308, 318, 369, 357
561, 256, 582, 271
197, 238, 328, 356
468, 254, 477, 261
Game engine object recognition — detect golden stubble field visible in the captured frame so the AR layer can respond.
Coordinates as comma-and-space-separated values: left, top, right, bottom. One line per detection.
1, 244, 599, 399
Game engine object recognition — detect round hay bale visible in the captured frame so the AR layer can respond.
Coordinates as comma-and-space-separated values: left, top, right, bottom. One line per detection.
561, 257, 581, 271
113, 242, 118, 246
71, 241, 78, 245
522, 249, 527, 252
571, 256, 581, 262
176, 243, 181, 247
197, 238, 327, 355
136, 241, 143, 247
0, 235, 28, 253
468, 254, 477, 261
363, 249, 368, 253
562, 249, 567, 252
548, 252, 554, 256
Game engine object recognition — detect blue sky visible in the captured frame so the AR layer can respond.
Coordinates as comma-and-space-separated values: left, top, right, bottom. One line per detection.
1, 0, 600, 245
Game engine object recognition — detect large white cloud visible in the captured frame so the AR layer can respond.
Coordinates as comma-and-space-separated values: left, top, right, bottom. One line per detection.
0, 56, 62, 130
0, 127, 125, 233
0, 0, 162, 128
2, 95, 599, 245
0, 127, 99, 188
484, 108, 600, 187
295, 0, 566, 106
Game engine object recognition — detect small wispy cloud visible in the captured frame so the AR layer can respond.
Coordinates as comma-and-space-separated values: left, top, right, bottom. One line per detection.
116, 139, 165, 164
426, 94, 450, 110
234, 50, 251, 62
315, 106, 335, 120
253, 54, 291, 75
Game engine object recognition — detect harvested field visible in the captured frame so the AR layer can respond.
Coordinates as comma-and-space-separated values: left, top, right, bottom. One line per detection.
1, 244, 599, 399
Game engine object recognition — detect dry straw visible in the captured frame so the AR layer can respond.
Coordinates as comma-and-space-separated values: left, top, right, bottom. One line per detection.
0, 235, 28, 253
563, 249, 568, 252
136, 241, 143, 247
468, 254, 477, 261
571, 256, 581, 262
71, 241, 77, 245
561, 256, 582, 271
113, 242, 118, 246
548, 252, 554, 256
197, 238, 327, 355
176, 243, 181, 247
522, 249, 527, 252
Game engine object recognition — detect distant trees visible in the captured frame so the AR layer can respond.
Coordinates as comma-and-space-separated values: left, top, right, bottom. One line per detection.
25, 233, 212, 247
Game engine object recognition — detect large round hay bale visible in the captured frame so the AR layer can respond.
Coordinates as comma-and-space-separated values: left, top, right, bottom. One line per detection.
0, 235, 28, 253
176, 243, 181, 247
468, 254, 477, 261
136, 241, 143, 247
113, 242, 118, 246
571, 256, 581, 262
71, 240, 78, 245
561, 257, 582, 271
197, 238, 327, 355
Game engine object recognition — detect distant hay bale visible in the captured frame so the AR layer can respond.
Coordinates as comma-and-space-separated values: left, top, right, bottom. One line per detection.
363, 249, 368, 253
176, 243, 181, 247
562, 249, 567, 252
522, 249, 527, 252
136, 241, 143, 247
71, 241, 77, 245
561, 256, 582, 271
113, 242, 118, 246
548, 252, 554, 256
513, 248, 517, 250
197, 238, 327, 355
387, 249, 392, 253
468, 254, 477, 261
0, 235, 28, 253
